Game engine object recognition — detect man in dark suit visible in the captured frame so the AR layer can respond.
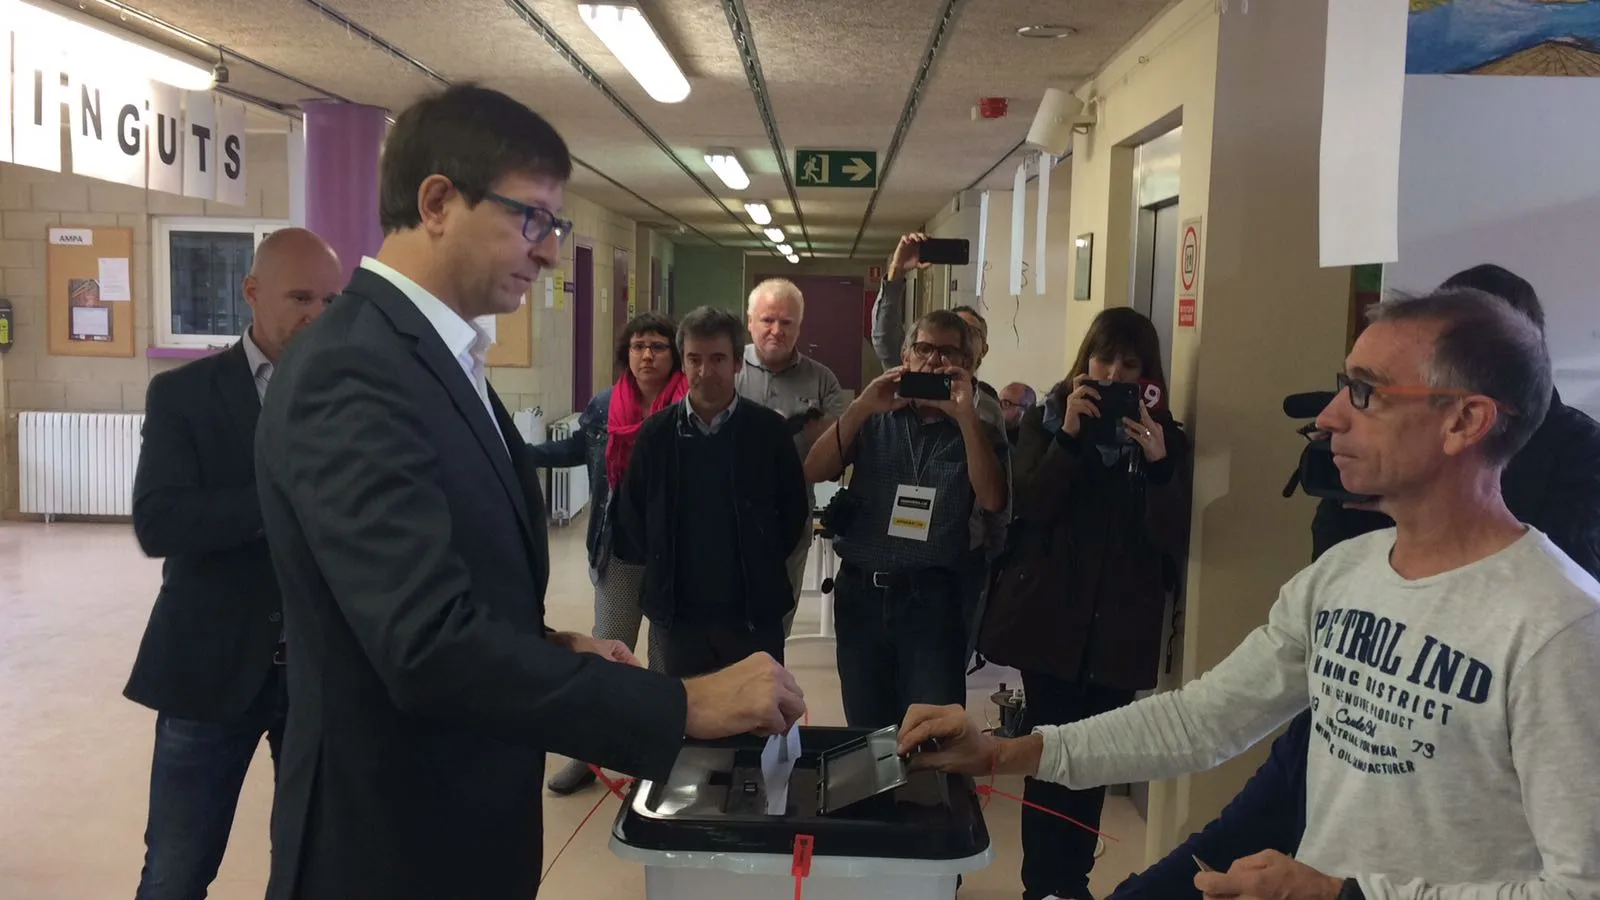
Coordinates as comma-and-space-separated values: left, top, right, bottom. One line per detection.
126, 227, 343, 900
254, 84, 805, 900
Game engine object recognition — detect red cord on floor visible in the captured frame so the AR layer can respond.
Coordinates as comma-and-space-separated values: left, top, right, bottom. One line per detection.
538, 767, 637, 886
977, 748, 1118, 842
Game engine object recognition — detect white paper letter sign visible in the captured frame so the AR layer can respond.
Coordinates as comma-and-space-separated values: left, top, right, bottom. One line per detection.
147, 82, 185, 195
215, 100, 247, 207
183, 91, 217, 200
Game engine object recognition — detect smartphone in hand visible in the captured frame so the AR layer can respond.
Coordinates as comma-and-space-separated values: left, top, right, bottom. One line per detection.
897, 371, 953, 401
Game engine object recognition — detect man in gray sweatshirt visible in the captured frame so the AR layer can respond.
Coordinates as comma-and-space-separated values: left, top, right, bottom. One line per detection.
900, 288, 1600, 900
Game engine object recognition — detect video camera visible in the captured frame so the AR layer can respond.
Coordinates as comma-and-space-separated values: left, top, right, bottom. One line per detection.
1280, 391, 1379, 505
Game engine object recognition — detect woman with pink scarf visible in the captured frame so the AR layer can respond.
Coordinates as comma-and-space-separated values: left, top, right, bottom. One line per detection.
525, 312, 687, 795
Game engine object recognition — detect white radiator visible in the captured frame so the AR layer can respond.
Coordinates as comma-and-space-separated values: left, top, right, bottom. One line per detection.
546, 412, 590, 526
18, 411, 144, 518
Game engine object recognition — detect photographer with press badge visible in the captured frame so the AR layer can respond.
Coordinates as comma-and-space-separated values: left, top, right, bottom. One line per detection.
976, 307, 1190, 900
804, 309, 1008, 729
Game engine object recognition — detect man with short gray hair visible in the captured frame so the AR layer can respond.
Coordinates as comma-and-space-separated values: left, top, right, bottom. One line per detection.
736, 277, 848, 630
903, 287, 1600, 900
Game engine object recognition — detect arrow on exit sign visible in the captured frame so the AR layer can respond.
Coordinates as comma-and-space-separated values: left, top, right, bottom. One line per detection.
795, 149, 879, 188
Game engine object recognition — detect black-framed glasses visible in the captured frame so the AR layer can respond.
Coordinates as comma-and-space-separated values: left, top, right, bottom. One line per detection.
1336, 372, 1473, 411
484, 191, 572, 244
911, 341, 967, 363
999, 399, 1031, 411
629, 340, 672, 355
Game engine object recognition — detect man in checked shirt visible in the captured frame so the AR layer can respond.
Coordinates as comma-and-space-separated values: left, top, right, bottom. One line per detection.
804, 308, 1009, 727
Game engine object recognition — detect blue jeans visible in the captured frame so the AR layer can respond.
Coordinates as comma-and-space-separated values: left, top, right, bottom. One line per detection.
833, 564, 969, 728
134, 670, 286, 900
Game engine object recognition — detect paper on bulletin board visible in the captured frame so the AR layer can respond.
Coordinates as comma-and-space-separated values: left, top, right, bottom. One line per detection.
1319, 0, 1406, 266
544, 276, 555, 309
553, 272, 567, 311
71, 305, 111, 340
97, 258, 132, 301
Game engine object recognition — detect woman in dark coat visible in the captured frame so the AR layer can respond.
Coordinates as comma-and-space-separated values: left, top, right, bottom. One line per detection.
978, 307, 1191, 900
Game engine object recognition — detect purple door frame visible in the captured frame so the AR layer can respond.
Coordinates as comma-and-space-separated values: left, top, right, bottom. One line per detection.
573, 244, 596, 410
612, 248, 631, 381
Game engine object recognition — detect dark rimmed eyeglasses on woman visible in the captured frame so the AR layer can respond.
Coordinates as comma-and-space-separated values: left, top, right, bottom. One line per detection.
484, 191, 573, 244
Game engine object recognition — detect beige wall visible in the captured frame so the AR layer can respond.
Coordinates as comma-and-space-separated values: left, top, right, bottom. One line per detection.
492, 194, 636, 422
0, 135, 291, 512
968, 160, 1074, 394
1064, 0, 1217, 426
1, 136, 638, 507
1049, 0, 1353, 863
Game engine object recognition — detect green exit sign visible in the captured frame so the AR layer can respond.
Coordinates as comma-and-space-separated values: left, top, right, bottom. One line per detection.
795, 149, 878, 188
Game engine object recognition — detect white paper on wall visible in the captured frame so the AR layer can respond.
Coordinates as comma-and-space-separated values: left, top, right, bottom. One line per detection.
183, 91, 217, 200
1319, 0, 1406, 266
215, 100, 248, 207
0, 28, 13, 164
1009, 161, 1026, 296
148, 82, 185, 195
1035, 152, 1053, 295
975, 191, 990, 299
12, 43, 63, 173
68, 75, 150, 188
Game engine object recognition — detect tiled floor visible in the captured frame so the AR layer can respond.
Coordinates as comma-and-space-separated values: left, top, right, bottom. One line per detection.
0, 517, 1147, 899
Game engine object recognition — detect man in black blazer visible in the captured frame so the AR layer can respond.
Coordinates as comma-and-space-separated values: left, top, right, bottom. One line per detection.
254, 84, 805, 900
126, 227, 343, 900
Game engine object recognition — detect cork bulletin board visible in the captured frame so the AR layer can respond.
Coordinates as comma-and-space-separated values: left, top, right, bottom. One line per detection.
46, 226, 136, 358
486, 290, 532, 368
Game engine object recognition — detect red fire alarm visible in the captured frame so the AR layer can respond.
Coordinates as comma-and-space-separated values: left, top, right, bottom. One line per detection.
978, 97, 1009, 119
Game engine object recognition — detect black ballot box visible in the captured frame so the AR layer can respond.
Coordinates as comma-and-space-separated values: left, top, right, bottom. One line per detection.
609, 726, 993, 900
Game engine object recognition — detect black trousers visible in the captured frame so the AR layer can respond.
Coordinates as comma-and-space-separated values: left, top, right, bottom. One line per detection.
661, 618, 785, 677
833, 565, 969, 729
1019, 670, 1137, 900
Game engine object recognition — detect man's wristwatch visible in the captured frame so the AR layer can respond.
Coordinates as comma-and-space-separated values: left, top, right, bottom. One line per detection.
1338, 878, 1366, 900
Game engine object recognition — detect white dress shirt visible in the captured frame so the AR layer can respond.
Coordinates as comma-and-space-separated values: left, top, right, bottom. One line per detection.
241, 326, 273, 403
358, 257, 503, 445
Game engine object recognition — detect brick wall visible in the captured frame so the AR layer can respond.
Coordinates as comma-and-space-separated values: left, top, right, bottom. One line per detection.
0, 139, 638, 512
0, 135, 290, 513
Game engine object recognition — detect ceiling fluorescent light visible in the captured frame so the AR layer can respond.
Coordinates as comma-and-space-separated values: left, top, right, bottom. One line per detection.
578, 4, 689, 103
763, 227, 785, 242
704, 151, 750, 191
776, 244, 793, 256
744, 202, 772, 226
786, 253, 800, 264
6, 0, 216, 90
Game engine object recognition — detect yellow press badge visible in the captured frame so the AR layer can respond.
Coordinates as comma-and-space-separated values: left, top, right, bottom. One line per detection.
887, 484, 936, 542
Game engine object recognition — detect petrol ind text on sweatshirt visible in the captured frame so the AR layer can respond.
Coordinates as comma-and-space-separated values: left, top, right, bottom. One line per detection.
1034, 527, 1600, 899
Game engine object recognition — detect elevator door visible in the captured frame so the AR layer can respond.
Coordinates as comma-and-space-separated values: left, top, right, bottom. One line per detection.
1132, 200, 1180, 382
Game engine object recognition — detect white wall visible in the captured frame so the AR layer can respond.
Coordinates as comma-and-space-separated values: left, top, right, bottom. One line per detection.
1383, 75, 1600, 418
971, 160, 1074, 394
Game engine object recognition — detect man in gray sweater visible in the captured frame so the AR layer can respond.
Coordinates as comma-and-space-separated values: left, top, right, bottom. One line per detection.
900, 288, 1600, 900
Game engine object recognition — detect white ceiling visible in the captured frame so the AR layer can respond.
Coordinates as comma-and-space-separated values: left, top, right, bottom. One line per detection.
59, 0, 1177, 258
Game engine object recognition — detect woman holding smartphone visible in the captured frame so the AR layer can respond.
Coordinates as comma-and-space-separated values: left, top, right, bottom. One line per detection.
978, 307, 1191, 900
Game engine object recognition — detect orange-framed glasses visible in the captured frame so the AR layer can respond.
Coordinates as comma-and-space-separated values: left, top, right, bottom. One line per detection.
1335, 372, 1474, 411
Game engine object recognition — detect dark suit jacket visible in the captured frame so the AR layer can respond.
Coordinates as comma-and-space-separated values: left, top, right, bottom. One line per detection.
255, 267, 688, 900
125, 341, 281, 723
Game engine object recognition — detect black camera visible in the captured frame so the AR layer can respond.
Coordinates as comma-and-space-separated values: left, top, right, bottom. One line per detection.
818, 486, 864, 539
1281, 391, 1377, 505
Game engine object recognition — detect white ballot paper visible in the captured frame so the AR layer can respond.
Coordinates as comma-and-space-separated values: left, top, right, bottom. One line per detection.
760, 726, 802, 815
